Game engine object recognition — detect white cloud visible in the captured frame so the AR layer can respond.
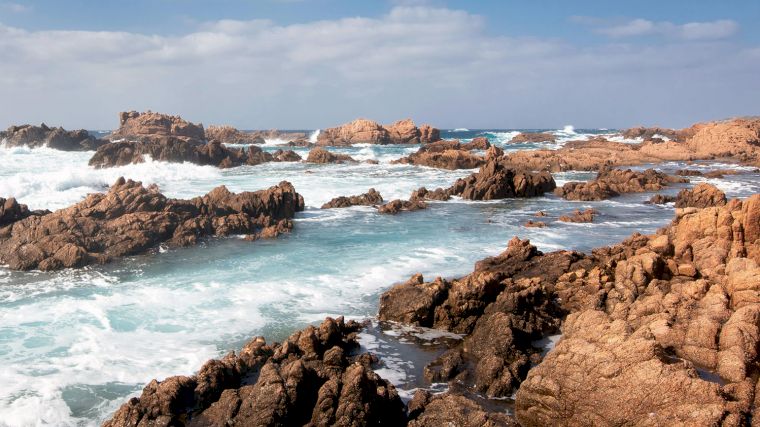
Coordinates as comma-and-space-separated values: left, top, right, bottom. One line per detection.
0, 7, 757, 130
593, 18, 739, 41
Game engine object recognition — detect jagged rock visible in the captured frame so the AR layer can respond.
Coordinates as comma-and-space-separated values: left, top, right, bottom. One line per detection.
272, 149, 302, 162
284, 138, 315, 148
1, 123, 107, 151
558, 208, 597, 223
647, 194, 677, 204
0, 178, 304, 271
410, 187, 450, 202
88, 137, 275, 168
509, 132, 556, 143
407, 391, 516, 426
556, 168, 684, 201
317, 118, 440, 146
622, 126, 682, 141
103, 317, 407, 427
392, 140, 487, 170
321, 189, 384, 209
448, 158, 556, 200
524, 220, 546, 228
675, 183, 728, 209
205, 125, 265, 144
110, 111, 205, 142
0, 197, 48, 227
377, 199, 427, 214
305, 147, 357, 164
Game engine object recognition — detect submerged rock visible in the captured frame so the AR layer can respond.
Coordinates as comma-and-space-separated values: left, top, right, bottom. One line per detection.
317, 118, 440, 146
103, 317, 407, 427
321, 189, 384, 209
377, 199, 427, 214
0, 177, 304, 271
1, 123, 107, 151
556, 168, 684, 201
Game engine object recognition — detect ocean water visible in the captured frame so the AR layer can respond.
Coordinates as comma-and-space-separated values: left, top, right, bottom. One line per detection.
1, 128, 758, 426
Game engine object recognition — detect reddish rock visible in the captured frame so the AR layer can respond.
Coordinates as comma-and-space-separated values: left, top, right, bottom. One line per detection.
317, 118, 440, 146
272, 149, 302, 162
305, 147, 357, 164
647, 194, 677, 204
0, 178, 304, 271
556, 168, 684, 201
205, 125, 265, 145
2, 123, 107, 151
524, 220, 546, 228
448, 158, 556, 200
321, 189, 384, 209
558, 208, 597, 223
0, 197, 48, 227
622, 126, 682, 141
509, 132, 557, 143
110, 111, 205, 142
410, 187, 450, 202
675, 183, 728, 209
377, 199, 427, 214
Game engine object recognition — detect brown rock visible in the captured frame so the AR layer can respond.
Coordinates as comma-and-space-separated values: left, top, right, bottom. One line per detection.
647, 194, 676, 204
0, 197, 48, 227
272, 149, 302, 162
317, 118, 440, 146
205, 125, 265, 145
448, 158, 556, 200
321, 189, 384, 209
409, 187, 450, 202
408, 392, 516, 426
377, 199, 427, 214
558, 208, 597, 223
2, 123, 107, 151
0, 178, 304, 271
675, 183, 728, 209
305, 147, 357, 164
110, 111, 205, 142
509, 132, 557, 143
524, 220, 546, 228
556, 168, 683, 201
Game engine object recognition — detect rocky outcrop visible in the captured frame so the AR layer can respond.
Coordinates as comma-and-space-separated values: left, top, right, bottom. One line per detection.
524, 220, 546, 228
675, 183, 727, 209
316, 118, 440, 146
110, 111, 205, 142
392, 139, 488, 170
0, 178, 304, 271
556, 168, 684, 201
448, 158, 556, 200
88, 138, 277, 168
103, 317, 406, 427
272, 149, 302, 162
509, 132, 556, 143
321, 189, 384, 209
305, 147, 357, 164
205, 125, 265, 145
377, 199, 427, 214
647, 194, 677, 204
622, 126, 682, 141
409, 187, 450, 202
1, 124, 107, 151
0, 197, 48, 227
558, 208, 597, 223
407, 391, 515, 426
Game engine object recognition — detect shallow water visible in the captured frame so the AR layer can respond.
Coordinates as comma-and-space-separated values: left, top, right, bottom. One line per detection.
1, 129, 758, 426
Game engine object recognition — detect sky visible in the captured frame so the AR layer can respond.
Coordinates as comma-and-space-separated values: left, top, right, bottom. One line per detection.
0, 0, 759, 130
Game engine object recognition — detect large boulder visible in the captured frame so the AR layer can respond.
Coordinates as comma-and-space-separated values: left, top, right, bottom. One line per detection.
103, 317, 407, 427
317, 118, 440, 146
205, 125, 265, 145
0, 197, 48, 227
110, 111, 206, 142
321, 189, 384, 209
448, 158, 556, 200
0, 178, 304, 271
305, 147, 357, 164
392, 140, 487, 170
2, 123, 107, 151
556, 168, 684, 201
675, 183, 728, 209
509, 132, 556, 143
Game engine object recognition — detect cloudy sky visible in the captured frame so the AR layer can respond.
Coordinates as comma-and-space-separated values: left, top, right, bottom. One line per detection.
0, 0, 758, 130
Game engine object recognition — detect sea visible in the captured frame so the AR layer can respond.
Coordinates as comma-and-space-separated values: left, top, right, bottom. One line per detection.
1, 127, 758, 426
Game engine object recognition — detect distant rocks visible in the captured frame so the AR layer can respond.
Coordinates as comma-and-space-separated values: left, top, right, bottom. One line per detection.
524, 220, 547, 228
317, 118, 440, 146
1, 123, 107, 151
110, 111, 205, 142
410, 187, 450, 202
449, 158, 556, 200
392, 139, 489, 170
103, 316, 407, 427
622, 125, 682, 141
558, 208, 598, 223
0, 177, 304, 271
509, 132, 557, 143
305, 147, 357, 164
647, 194, 677, 204
675, 183, 727, 209
321, 189, 384, 209
272, 149, 302, 162
556, 168, 685, 201
205, 125, 265, 145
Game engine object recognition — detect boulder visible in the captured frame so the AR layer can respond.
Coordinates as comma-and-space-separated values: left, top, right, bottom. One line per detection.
675, 183, 728, 209
509, 132, 556, 143
0, 178, 304, 271
272, 149, 302, 162
448, 158, 556, 200
1, 123, 107, 151
321, 189, 384, 209
377, 199, 427, 214
647, 194, 676, 204
317, 118, 440, 146
556, 168, 684, 201
0, 197, 48, 227
110, 111, 205, 142
558, 208, 597, 223
205, 125, 265, 145
305, 147, 357, 164
392, 140, 487, 170
409, 187, 451, 202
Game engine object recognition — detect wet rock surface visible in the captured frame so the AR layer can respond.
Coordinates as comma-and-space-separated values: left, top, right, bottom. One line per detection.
205, 125, 265, 145
305, 147, 357, 164
392, 139, 490, 170
556, 168, 685, 201
558, 208, 597, 223
0, 178, 304, 271
377, 199, 427, 215
103, 317, 407, 427
448, 158, 556, 200
321, 189, 384, 209
1, 123, 107, 151
317, 118, 440, 146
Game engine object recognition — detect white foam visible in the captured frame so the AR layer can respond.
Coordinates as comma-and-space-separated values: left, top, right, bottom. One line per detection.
308, 129, 321, 143
452, 128, 470, 132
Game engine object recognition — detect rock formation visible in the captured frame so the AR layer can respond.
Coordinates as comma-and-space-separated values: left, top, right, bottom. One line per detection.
205, 125, 265, 145
622, 126, 681, 141
272, 149, 302, 162
675, 183, 727, 209
392, 139, 488, 170
0, 178, 304, 271
316, 118, 440, 146
409, 187, 451, 202
0, 197, 48, 227
558, 208, 597, 223
647, 194, 677, 204
556, 168, 685, 201
448, 158, 556, 200
377, 199, 427, 214
305, 147, 357, 164
1, 124, 107, 151
509, 132, 556, 143
103, 317, 406, 427
110, 111, 205, 142
321, 189, 384, 209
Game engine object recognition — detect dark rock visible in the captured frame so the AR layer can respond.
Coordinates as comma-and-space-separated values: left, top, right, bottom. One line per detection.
2, 124, 107, 151
305, 147, 357, 164
321, 189, 384, 209
377, 199, 427, 214
448, 158, 556, 200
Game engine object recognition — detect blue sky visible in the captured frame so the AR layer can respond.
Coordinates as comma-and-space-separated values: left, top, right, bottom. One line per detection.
1, 0, 759, 129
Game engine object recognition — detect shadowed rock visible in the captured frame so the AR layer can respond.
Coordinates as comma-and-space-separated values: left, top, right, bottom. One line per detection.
321, 189, 384, 209
305, 147, 357, 164
1, 123, 107, 151
556, 168, 685, 201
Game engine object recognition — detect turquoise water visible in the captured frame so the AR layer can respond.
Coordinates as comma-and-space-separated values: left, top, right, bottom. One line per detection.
1, 129, 759, 426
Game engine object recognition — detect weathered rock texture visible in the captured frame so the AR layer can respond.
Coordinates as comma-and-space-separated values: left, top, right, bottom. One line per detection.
110, 111, 205, 142
509, 132, 556, 143
0, 197, 48, 227
321, 189, 384, 209
675, 183, 728, 209
377, 199, 427, 215
556, 168, 685, 201
448, 158, 556, 200
305, 147, 357, 164
558, 208, 597, 223
503, 118, 760, 172
392, 139, 489, 170
317, 118, 440, 146
205, 125, 265, 145
0, 178, 304, 271
103, 317, 406, 427
1, 124, 107, 151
